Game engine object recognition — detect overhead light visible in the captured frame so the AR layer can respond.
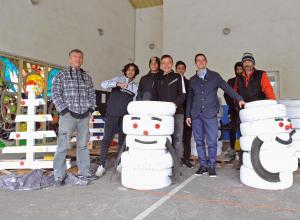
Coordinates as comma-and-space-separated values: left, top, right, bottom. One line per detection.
223, 27, 231, 35
97, 28, 104, 36
148, 43, 155, 50
30, 0, 39, 5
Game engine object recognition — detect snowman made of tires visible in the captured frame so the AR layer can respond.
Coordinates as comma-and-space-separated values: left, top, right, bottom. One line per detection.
239, 100, 298, 190
119, 101, 179, 190
279, 99, 300, 158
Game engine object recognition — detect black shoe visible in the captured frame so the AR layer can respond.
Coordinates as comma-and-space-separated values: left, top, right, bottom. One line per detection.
208, 167, 217, 177
195, 166, 207, 176
54, 177, 65, 187
182, 159, 194, 168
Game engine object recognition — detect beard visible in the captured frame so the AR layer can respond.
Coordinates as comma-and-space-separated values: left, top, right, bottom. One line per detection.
244, 65, 254, 74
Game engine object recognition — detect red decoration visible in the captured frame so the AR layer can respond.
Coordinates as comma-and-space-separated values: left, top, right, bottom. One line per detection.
133, 123, 138, 129
155, 124, 160, 129
285, 125, 290, 130
143, 130, 149, 136
279, 122, 284, 127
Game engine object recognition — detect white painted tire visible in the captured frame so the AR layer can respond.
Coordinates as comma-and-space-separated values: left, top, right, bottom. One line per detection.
279, 99, 300, 107
240, 133, 291, 151
239, 104, 286, 122
244, 100, 277, 109
126, 135, 170, 150
242, 151, 298, 173
240, 117, 292, 136
293, 129, 300, 140
293, 140, 300, 156
121, 168, 172, 190
121, 150, 173, 170
286, 107, 300, 119
123, 115, 174, 136
240, 165, 293, 190
127, 101, 176, 116
291, 119, 300, 129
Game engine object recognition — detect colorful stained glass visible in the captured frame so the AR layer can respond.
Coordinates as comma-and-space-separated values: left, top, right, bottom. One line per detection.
47, 68, 60, 96
0, 56, 19, 93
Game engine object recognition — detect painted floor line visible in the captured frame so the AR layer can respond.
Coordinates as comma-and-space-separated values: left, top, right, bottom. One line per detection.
133, 174, 197, 220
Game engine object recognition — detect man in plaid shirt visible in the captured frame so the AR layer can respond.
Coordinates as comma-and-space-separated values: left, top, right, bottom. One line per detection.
51, 49, 96, 186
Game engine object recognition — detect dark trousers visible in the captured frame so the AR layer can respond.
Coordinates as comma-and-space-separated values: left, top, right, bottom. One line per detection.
100, 115, 125, 167
228, 110, 240, 150
182, 121, 192, 160
192, 114, 218, 168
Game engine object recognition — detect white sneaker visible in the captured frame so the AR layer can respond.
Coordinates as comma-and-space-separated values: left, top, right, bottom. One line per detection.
95, 165, 106, 177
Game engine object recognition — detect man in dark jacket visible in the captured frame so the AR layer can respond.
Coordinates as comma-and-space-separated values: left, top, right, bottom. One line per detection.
152, 54, 186, 159
234, 52, 276, 169
136, 56, 161, 100
176, 61, 193, 168
223, 62, 243, 158
186, 53, 245, 177
96, 63, 139, 177
234, 52, 276, 101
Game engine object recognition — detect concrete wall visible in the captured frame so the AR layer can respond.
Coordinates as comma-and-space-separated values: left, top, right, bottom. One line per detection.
134, 6, 163, 80
0, 0, 135, 87
163, 0, 300, 99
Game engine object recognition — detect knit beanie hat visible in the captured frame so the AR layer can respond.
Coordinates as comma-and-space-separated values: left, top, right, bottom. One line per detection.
242, 52, 255, 65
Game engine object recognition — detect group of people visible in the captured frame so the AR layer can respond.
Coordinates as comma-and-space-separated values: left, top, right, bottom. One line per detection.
51, 49, 275, 186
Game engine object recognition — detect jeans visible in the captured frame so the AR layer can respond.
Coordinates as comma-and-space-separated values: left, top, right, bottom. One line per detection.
54, 112, 91, 179
100, 115, 125, 167
192, 114, 218, 168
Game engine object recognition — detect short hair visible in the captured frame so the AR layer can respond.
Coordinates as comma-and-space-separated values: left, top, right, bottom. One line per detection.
160, 54, 173, 63
175, 61, 186, 69
194, 53, 207, 63
69, 49, 84, 56
122, 63, 139, 77
234, 61, 243, 69
149, 56, 160, 68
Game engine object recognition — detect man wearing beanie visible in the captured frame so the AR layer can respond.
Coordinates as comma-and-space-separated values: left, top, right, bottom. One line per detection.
223, 62, 243, 159
234, 52, 276, 101
234, 53, 276, 169
136, 56, 161, 100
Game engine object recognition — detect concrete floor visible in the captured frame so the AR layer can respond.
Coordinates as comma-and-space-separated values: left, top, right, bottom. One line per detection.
0, 164, 300, 220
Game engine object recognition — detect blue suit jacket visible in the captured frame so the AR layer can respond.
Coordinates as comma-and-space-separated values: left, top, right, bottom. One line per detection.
186, 69, 242, 119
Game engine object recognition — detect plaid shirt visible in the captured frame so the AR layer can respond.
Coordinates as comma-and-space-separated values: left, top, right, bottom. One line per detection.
51, 67, 96, 114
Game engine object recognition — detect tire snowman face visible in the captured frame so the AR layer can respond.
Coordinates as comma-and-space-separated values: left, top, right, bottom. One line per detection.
121, 101, 176, 190
240, 117, 293, 136
123, 115, 174, 136
239, 100, 298, 190
279, 99, 300, 158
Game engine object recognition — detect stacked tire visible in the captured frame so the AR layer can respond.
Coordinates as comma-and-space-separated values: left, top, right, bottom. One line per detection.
279, 99, 300, 158
121, 101, 175, 190
239, 100, 298, 190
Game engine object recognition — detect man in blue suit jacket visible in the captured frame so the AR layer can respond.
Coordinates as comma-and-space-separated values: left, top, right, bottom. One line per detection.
186, 53, 245, 177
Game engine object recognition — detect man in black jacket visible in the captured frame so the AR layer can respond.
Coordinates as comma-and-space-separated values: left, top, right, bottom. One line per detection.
136, 56, 161, 100
96, 63, 139, 177
176, 61, 193, 168
223, 62, 243, 159
152, 54, 186, 159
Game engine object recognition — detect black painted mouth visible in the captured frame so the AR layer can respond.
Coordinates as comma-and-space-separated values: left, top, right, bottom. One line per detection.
275, 129, 296, 145
134, 139, 157, 144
